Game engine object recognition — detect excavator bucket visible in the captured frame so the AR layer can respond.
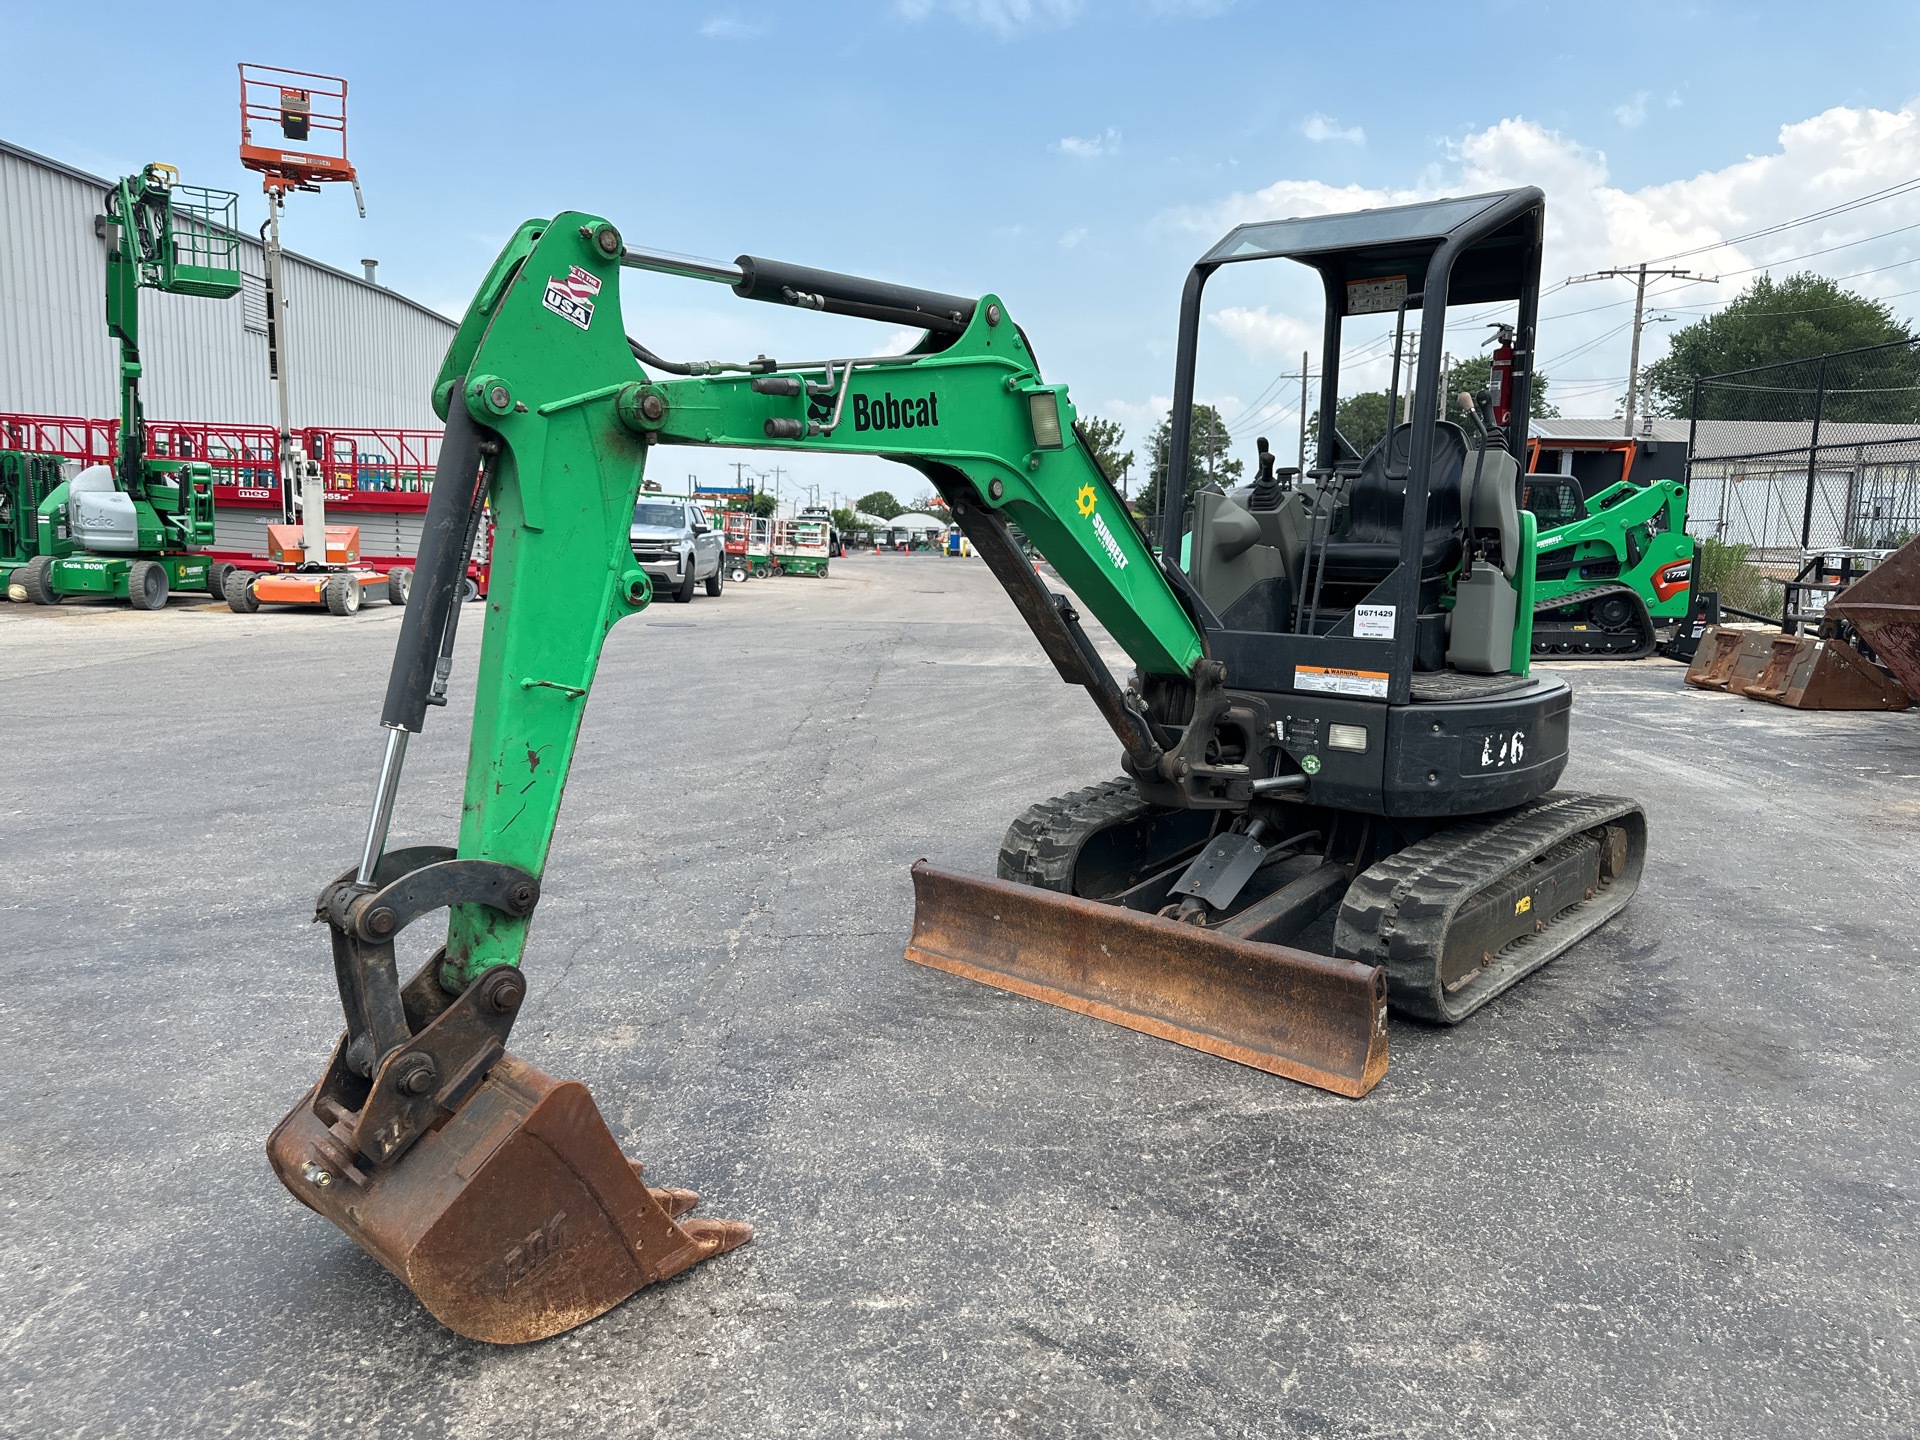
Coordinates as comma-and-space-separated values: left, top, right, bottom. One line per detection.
906, 861, 1388, 1097
268, 1051, 751, 1344
1684, 626, 1772, 694
1830, 536, 1920, 699
1740, 631, 1910, 711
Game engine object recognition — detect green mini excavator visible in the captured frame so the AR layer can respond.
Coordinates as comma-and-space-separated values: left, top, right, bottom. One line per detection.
269, 187, 1646, 1343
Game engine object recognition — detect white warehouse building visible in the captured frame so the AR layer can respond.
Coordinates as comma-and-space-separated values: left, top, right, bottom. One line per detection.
0, 138, 453, 429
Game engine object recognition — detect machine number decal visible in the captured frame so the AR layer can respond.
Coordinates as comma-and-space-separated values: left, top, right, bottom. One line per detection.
1354, 604, 1396, 640
1652, 560, 1693, 602
1294, 665, 1389, 699
542, 265, 601, 330
1476, 729, 1527, 769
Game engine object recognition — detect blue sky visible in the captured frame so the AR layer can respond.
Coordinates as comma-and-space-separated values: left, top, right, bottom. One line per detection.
9, 0, 1920, 509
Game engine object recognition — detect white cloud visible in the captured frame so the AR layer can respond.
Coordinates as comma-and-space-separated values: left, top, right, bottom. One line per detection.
1059, 227, 1090, 249
894, 0, 1082, 33
699, 14, 762, 38
1151, 101, 1920, 421
1614, 92, 1650, 128
1055, 128, 1122, 160
1300, 114, 1365, 146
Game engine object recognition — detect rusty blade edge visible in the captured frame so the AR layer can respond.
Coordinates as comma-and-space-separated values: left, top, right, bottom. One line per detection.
906, 944, 1384, 1097
904, 860, 1387, 1099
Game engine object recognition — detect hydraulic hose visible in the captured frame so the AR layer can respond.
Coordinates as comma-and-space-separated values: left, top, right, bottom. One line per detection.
381, 399, 491, 733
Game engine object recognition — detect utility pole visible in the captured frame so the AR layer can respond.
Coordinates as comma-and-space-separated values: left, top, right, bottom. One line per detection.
1298, 350, 1309, 474
1568, 263, 1715, 435
731, 460, 751, 487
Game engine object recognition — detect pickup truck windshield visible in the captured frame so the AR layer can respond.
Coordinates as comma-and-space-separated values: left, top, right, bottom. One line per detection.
632, 503, 684, 528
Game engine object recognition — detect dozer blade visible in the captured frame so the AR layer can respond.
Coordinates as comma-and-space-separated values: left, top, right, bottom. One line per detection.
268, 1051, 751, 1344
1830, 536, 1920, 699
905, 860, 1388, 1097
1741, 631, 1910, 711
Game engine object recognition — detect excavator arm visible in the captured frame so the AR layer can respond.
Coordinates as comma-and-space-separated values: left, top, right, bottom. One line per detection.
267, 212, 1239, 1343
393, 213, 1209, 987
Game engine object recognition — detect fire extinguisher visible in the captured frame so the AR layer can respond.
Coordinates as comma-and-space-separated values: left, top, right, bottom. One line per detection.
1484, 323, 1516, 430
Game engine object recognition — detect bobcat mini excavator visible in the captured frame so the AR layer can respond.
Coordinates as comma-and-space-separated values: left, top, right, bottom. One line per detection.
269, 186, 1645, 1343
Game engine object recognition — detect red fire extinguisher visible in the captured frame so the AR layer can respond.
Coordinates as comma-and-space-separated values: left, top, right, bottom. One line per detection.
1485, 323, 1516, 429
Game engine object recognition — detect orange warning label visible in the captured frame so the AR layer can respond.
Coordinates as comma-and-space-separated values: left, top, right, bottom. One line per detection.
1293, 665, 1390, 699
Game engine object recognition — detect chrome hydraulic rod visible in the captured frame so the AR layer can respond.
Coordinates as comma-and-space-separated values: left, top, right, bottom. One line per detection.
355, 725, 409, 885
619, 245, 746, 285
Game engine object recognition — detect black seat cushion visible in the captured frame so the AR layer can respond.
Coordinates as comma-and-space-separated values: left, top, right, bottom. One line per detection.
1319, 422, 1469, 583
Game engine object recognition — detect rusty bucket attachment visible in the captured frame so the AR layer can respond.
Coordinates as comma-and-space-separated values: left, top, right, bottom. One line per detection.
1740, 631, 1910, 711
271, 848, 749, 1344
1830, 536, 1920, 699
269, 1050, 751, 1344
906, 861, 1388, 1097
1684, 626, 1772, 694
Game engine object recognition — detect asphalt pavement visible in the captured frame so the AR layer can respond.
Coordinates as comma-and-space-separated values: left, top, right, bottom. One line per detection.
1, 555, 1914, 1438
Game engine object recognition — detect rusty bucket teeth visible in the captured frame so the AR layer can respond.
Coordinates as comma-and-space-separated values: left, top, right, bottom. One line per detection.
905, 860, 1388, 1098
268, 1051, 750, 1345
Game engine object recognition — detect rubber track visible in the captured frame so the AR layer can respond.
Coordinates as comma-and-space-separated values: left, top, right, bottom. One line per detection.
1334, 791, 1645, 1024
1532, 583, 1655, 659
997, 778, 1155, 893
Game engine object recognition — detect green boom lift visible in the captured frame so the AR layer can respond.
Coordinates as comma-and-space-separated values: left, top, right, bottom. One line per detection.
268, 190, 1647, 1344
11, 163, 241, 610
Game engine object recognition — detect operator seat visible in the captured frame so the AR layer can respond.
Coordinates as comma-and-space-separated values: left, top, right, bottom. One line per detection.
1319, 422, 1470, 587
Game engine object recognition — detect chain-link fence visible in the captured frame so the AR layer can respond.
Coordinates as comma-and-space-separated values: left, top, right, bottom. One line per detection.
1684, 337, 1920, 566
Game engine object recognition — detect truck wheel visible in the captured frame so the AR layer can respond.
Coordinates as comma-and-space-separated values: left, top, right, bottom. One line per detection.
386, 567, 413, 606
705, 561, 724, 597
225, 571, 260, 613
206, 562, 236, 599
325, 572, 362, 616
459, 575, 480, 603
126, 560, 168, 610
20, 555, 59, 606
673, 563, 696, 603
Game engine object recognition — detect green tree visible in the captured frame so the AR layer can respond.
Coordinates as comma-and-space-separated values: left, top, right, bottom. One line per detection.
1078, 414, 1135, 494
830, 506, 858, 534
750, 491, 779, 519
1138, 404, 1242, 519
1642, 273, 1918, 418
1445, 356, 1558, 419
856, 489, 904, 520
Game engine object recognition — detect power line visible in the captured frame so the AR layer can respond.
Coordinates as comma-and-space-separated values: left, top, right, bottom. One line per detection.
1642, 175, 1920, 265
1565, 265, 1716, 433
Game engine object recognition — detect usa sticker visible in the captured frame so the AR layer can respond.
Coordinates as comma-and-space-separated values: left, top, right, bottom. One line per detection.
542, 265, 602, 330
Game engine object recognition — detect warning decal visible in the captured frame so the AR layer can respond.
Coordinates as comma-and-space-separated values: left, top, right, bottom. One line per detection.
542, 265, 602, 330
1294, 665, 1390, 700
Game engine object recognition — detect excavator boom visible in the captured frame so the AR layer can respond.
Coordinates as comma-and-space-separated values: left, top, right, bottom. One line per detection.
270, 213, 1392, 1343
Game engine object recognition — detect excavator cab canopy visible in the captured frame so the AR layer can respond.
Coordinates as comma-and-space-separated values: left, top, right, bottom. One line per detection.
1162, 187, 1546, 706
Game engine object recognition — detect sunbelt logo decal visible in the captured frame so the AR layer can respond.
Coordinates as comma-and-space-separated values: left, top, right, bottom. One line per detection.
1077, 483, 1128, 572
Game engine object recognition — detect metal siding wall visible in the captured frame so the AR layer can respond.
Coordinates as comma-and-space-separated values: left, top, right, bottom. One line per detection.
0, 145, 454, 429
